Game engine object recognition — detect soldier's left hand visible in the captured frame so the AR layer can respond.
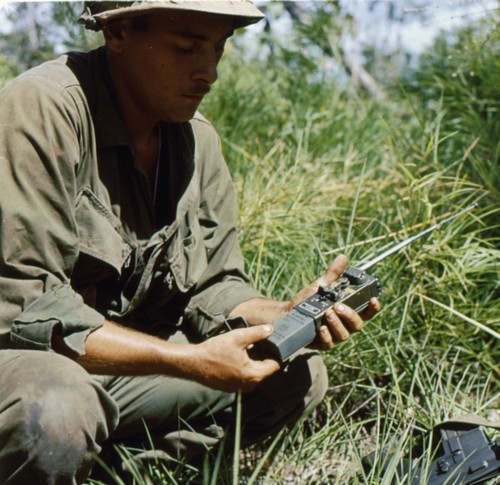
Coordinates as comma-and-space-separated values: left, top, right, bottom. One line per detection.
289, 254, 381, 350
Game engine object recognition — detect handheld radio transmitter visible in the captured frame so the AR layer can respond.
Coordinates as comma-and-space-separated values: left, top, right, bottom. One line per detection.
257, 202, 478, 363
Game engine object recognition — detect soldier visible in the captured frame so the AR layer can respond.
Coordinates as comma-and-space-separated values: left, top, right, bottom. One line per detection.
0, 1, 379, 482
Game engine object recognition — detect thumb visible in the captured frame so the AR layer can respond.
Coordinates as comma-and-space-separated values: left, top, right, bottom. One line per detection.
234, 324, 274, 347
316, 254, 349, 287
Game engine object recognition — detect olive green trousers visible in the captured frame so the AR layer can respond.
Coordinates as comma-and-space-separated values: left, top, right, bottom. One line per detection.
0, 345, 327, 484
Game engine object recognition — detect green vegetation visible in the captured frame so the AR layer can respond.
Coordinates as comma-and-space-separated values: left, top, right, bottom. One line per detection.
201, 15, 499, 485
1, 3, 498, 484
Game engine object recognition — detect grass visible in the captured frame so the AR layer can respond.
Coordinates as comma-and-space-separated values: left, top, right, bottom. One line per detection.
64, 11, 498, 485
217, 16, 498, 484
0, 4, 496, 484
88, 73, 499, 485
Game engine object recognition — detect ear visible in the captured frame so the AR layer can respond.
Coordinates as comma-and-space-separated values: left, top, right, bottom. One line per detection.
103, 19, 132, 54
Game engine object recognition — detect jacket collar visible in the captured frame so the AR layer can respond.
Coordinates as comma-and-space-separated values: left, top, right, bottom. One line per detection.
87, 46, 132, 149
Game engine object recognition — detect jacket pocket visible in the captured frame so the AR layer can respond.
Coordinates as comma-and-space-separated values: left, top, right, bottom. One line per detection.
75, 187, 134, 276
169, 213, 208, 292
114, 213, 208, 317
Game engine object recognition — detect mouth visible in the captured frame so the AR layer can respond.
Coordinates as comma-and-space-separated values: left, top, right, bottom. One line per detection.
183, 85, 211, 102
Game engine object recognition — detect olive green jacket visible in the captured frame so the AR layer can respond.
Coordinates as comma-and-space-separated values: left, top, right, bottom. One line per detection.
0, 47, 261, 354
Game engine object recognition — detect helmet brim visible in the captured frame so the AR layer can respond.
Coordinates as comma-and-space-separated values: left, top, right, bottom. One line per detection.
79, 1, 265, 31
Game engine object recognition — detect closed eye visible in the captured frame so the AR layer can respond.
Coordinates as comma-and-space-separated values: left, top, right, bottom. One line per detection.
174, 41, 198, 54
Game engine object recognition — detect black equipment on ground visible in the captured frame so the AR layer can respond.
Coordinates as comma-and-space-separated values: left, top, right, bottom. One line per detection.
362, 415, 500, 484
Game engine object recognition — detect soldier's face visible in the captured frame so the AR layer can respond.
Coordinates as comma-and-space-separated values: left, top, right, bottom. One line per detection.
108, 11, 234, 123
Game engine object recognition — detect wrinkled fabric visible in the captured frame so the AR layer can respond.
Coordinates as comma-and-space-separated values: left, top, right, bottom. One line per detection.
0, 46, 262, 353
10, 285, 104, 354
0, 46, 330, 485
0, 350, 119, 485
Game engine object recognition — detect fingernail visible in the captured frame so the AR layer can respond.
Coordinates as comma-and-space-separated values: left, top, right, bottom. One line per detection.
263, 325, 272, 333
335, 303, 346, 313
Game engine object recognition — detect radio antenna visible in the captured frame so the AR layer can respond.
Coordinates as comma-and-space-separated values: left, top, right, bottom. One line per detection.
358, 202, 478, 272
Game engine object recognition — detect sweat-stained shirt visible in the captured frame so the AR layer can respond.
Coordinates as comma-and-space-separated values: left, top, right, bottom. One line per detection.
0, 46, 262, 354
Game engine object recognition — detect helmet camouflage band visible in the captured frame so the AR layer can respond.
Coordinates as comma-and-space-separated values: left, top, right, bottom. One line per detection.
79, 1, 265, 31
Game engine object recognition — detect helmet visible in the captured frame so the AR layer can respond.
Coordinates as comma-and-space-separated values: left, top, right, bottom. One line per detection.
79, 1, 265, 31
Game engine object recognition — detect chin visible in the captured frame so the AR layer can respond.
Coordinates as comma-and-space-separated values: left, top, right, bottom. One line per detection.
163, 112, 197, 124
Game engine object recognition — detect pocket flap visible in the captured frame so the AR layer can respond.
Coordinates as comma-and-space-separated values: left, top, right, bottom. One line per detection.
75, 188, 134, 274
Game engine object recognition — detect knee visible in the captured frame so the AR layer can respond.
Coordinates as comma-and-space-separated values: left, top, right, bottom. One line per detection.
281, 349, 328, 414
16, 351, 115, 436
0, 351, 118, 482
300, 351, 328, 412
241, 349, 328, 443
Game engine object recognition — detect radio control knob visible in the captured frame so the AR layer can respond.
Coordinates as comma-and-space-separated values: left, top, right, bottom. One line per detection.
338, 277, 350, 289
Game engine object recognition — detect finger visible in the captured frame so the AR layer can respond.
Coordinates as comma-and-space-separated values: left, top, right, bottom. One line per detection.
233, 324, 274, 348
240, 356, 281, 392
323, 308, 351, 342
317, 325, 334, 350
316, 254, 349, 287
359, 297, 381, 321
250, 358, 281, 375
290, 255, 350, 307
334, 303, 365, 332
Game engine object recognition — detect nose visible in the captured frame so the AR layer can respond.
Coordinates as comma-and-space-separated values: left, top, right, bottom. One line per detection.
193, 48, 219, 85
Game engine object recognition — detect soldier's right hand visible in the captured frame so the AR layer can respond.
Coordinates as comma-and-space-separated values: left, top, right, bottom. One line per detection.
191, 325, 281, 393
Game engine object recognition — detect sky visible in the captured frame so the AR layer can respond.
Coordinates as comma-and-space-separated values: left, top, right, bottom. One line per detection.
247, 0, 498, 61
343, 0, 498, 56
0, 0, 497, 59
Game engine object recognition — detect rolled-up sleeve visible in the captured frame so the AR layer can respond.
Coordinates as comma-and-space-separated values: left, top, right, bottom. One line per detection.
0, 64, 104, 354
11, 284, 105, 354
